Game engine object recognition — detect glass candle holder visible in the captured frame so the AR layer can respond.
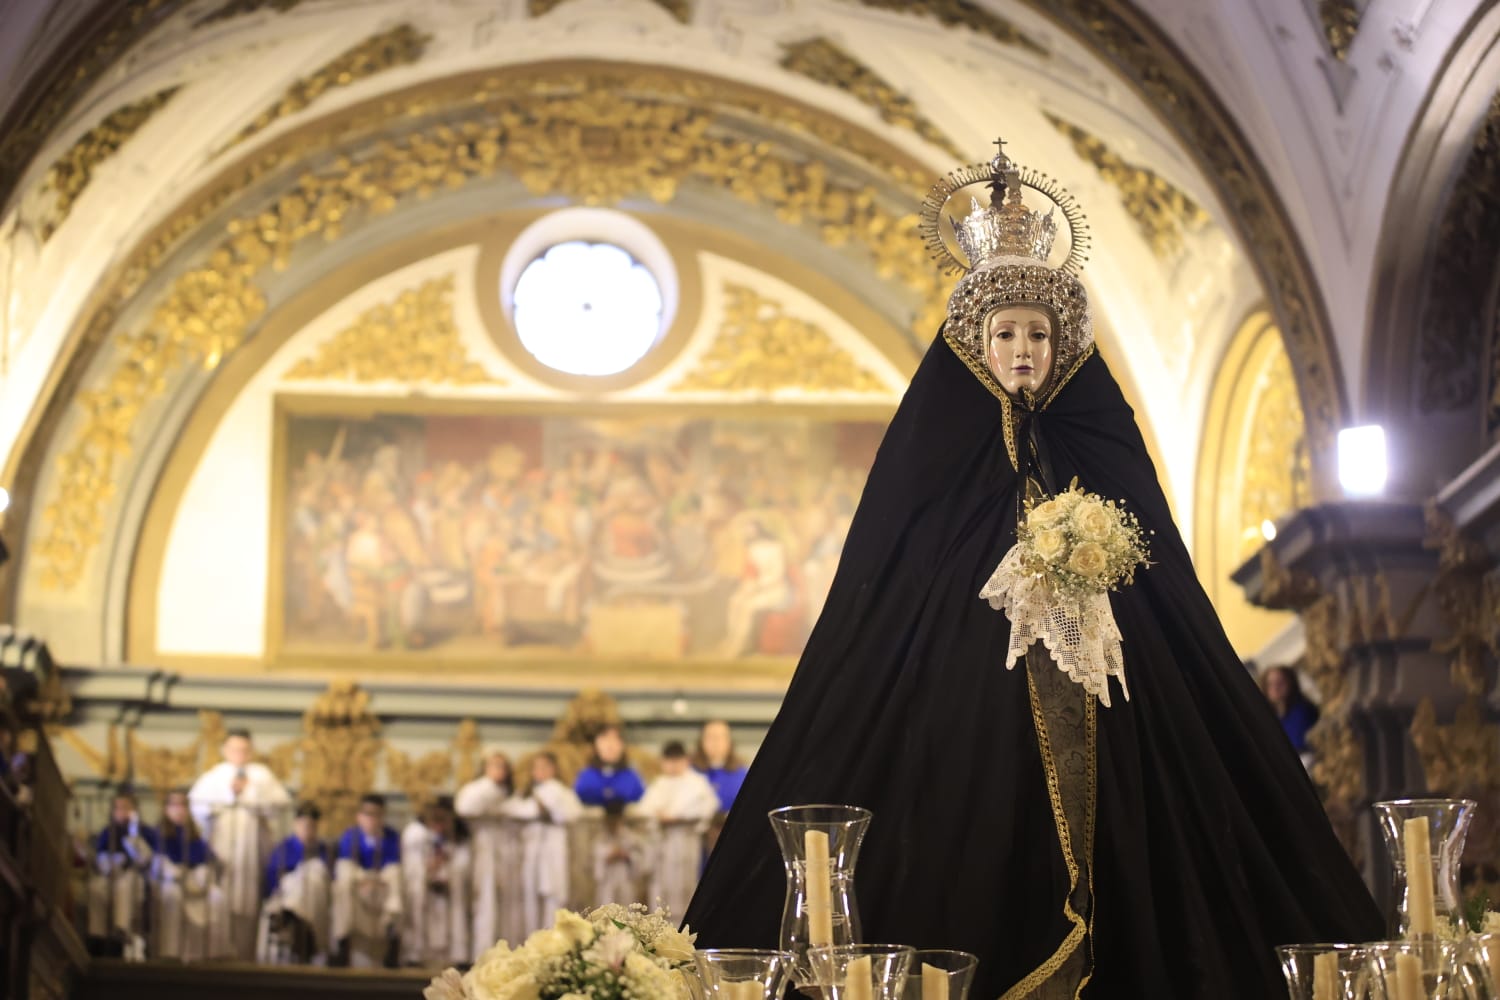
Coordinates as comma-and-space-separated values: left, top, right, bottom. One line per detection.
900, 950, 978, 1000
1373, 799, 1477, 938
805, 944, 915, 1000
1362, 938, 1458, 1000
696, 949, 790, 1000
1456, 933, 1500, 1000
1276, 943, 1376, 1000
769, 805, 873, 984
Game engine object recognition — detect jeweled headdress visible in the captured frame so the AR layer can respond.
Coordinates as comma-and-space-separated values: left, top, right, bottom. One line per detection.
920, 139, 1094, 404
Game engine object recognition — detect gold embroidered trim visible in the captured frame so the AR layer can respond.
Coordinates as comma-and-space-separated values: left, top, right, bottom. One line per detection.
999, 652, 1099, 1000
940, 333, 1096, 474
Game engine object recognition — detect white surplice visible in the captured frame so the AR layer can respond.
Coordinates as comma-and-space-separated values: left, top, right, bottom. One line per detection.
591, 822, 651, 908
188, 762, 291, 959
257, 844, 332, 964
87, 824, 153, 948
152, 856, 232, 961
331, 832, 404, 968
400, 821, 472, 966
454, 777, 524, 955
638, 770, 719, 920
500, 779, 582, 936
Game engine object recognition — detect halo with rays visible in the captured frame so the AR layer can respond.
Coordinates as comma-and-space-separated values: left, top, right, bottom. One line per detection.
919, 161, 1092, 277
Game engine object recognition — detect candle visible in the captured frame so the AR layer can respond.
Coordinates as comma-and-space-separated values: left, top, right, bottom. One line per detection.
922, 963, 950, 1000
805, 830, 834, 946
1395, 952, 1423, 1000
1405, 817, 1437, 937
1312, 951, 1337, 1000
1488, 946, 1500, 998
734, 982, 763, 1000
844, 955, 873, 1000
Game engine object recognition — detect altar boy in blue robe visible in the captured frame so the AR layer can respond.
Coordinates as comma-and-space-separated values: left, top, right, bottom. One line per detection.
259, 801, 332, 964
330, 793, 403, 968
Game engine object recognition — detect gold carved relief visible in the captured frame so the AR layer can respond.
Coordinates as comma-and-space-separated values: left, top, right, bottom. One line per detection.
851, 0, 1047, 57
1045, 113, 1208, 258
226, 25, 430, 150
1309, 714, 1365, 864
300, 680, 382, 834
1318, 0, 1362, 61
1425, 503, 1499, 696
284, 275, 498, 384
1412, 695, 1500, 882
38, 88, 180, 239
779, 38, 965, 159
34, 68, 944, 591
386, 747, 454, 815
1238, 347, 1313, 561
672, 282, 890, 394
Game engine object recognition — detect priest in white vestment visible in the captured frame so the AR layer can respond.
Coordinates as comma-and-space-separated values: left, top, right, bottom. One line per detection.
331, 793, 404, 968
638, 741, 720, 919
500, 752, 581, 936
258, 801, 332, 964
401, 796, 472, 966
454, 750, 523, 955
188, 728, 292, 959
88, 791, 154, 959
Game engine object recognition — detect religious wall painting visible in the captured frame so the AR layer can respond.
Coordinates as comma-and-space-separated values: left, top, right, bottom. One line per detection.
271, 403, 882, 667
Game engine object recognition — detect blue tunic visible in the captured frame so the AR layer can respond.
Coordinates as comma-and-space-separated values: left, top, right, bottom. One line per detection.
1280, 700, 1320, 754
699, 766, 748, 813
94, 823, 158, 866
336, 826, 401, 869
574, 765, 646, 806
157, 829, 211, 867
266, 835, 331, 896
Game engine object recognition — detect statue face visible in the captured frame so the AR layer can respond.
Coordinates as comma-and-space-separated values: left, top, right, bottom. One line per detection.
984, 306, 1055, 396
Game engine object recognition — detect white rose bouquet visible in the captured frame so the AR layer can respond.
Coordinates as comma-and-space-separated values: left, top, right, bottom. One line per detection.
426, 904, 699, 1000
979, 479, 1149, 706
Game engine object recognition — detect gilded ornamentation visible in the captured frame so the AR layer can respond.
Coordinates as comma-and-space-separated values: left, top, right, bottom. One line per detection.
1318, 0, 1363, 61
851, 0, 1047, 57
386, 747, 454, 814
284, 276, 497, 384
1309, 714, 1365, 862
38, 88, 179, 239
1045, 113, 1208, 258
33, 68, 944, 590
1420, 91, 1500, 413
128, 728, 205, 796
0, 0, 182, 209
1412, 695, 1500, 881
299, 680, 382, 834
1032, 0, 1346, 467
1425, 503, 1499, 696
195, 0, 306, 27
672, 282, 890, 394
1237, 345, 1312, 562
529, 0, 692, 23
452, 718, 482, 787
226, 25, 431, 149
779, 38, 965, 159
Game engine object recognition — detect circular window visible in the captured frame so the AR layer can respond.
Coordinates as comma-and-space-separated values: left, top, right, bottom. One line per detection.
511, 241, 665, 377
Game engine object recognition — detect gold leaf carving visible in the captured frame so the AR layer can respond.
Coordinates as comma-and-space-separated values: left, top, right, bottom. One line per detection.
779, 38, 964, 159
1237, 347, 1313, 562
1318, 0, 1362, 61
35, 69, 943, 590
227, 25, 430, 150
1425, 503, 1500, 696
284, 275, 497, 384
850, 0, 1047, 57
673, 282, 890, 394
39, 88, 179, 239
299, 680, 382, 834
452, 718, 482, 787
1045, 113, 1209, 258
385, 746, 453, 814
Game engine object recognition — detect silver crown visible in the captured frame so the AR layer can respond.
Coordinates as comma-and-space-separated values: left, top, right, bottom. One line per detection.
920, 137, 1089, 276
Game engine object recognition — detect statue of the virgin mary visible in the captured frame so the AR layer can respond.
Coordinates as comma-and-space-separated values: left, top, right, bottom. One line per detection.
683, 141, 1383, 998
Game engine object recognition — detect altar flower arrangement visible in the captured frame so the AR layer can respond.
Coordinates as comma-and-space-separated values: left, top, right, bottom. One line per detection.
980, 479, 1150, 707
426, 904, 698, 1000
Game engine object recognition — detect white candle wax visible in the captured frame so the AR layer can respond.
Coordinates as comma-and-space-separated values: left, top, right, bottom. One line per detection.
922, 963, 950, 1000
1404, 817, 1437, 937
805, 829, 834, 946
1395, 952, 1423, 1000
1312, 951, 1337, 1000
844, 955, 873, 1000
